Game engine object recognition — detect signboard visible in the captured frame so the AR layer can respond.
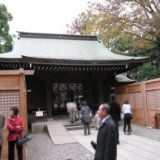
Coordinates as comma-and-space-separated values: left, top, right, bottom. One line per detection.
36, 111, 43, 117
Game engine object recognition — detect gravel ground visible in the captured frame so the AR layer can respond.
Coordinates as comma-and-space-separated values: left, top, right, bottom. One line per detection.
119, 124, 160, 141
27, 132, 94, 160
27, 124, 160, 160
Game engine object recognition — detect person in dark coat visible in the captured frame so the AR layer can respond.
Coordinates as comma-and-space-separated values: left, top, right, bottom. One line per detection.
110, 94, 121, 144
94, 104, 117, 160
80, 101, 91, 135
0, 112, 6, 159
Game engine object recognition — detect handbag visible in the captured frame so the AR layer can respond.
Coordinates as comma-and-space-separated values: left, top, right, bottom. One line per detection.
17, 133, 32, 145
91, 141, 97, 150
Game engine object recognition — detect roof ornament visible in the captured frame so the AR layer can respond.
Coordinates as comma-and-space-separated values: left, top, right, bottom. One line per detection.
19, 68, 24, 74
126, 64, 128, 69
30, 63, 32, 69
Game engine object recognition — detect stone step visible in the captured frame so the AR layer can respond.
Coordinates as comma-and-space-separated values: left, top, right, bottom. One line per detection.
31, 120, 95, 133
64, 120, 94, 127
66, 124, 95, 131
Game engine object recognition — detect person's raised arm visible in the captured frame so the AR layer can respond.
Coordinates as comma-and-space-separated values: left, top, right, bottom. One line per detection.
7, 119, 16, 132
16, 118, 25, 133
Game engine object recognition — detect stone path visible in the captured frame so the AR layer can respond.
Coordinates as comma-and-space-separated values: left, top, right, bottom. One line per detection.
27, 132, 94, 160
29, 119, 160, 160
69, 129, 160, 160
47, 123, 76, 144
128, 124, 160, 141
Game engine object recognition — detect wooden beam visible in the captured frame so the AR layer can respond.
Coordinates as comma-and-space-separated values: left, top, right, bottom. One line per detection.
97, 79, 104, 104
23, 70, 35, 75
49, 67, 53, 71
46, 80, 52, 117
0, 70, 34, 75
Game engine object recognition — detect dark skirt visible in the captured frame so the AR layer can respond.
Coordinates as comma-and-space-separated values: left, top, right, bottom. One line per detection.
124, 113, 132, 119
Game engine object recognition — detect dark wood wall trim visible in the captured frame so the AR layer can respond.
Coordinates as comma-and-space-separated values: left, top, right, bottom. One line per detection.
46, 80, 52, 117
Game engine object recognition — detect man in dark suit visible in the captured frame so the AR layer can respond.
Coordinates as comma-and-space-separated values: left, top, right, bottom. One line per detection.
94, 104, 117, 160
110, 94, 121, 144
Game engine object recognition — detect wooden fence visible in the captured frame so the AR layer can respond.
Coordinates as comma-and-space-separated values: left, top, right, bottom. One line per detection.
0, 70, 34, 160
115, 78, 160, 127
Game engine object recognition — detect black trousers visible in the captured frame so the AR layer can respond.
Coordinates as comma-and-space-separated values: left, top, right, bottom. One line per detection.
8, 141, 23, 160
83, 123, 90, 135
123, 113, 132, 132
114, 121, 119, 143
0, 145, 2, 159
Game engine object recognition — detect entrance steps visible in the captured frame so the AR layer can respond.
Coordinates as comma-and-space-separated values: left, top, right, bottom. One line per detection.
65, 122, 95, 131
31, 119, 95, 133
47, 123, 76, 144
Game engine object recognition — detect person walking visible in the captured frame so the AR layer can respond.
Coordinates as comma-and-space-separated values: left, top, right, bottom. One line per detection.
94, 111, 100, 130
80, 101, 91, 135
122, 99, 132, 135
94, 104, 117, 160
110, 94, 121, 144
7, 107, 24, 160
66, 102, 77, 123
0, 112, 6, 159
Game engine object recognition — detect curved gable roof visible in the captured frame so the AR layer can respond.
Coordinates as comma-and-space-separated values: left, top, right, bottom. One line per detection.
0, 32, 147, 65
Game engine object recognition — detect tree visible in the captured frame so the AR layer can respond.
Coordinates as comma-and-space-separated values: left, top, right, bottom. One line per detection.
0, 4, 13, 53
110, 36, 152, 56
66, 12, 88, 34
67, 0, 160, 81
129, 62, 160, 81
68, 0, 160, 53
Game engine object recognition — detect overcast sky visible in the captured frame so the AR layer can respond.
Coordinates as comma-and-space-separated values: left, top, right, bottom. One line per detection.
1, 0, 96, 35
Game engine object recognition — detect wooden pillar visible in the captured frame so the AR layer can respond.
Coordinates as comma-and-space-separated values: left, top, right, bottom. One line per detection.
83, 81, 92, 106
97, 79, 104, 104
46, 80, 52, 117
87, 81, 93, 108
19, 72, 28, 132
19, 71, 27, 160
142, 82, 148, 125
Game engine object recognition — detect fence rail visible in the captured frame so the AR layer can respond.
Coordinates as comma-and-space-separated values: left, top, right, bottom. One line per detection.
115, 78, 160, 127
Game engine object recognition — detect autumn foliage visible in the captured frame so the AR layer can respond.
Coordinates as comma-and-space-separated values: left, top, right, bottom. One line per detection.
68, 0, 160, 50
67, 0, 160, 81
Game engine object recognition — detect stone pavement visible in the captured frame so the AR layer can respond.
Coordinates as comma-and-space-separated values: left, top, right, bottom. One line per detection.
47, 123, 76, 144
28, 119, 160, 160
128, 124, 160, 141
27, 132, 94, 160
68, 129, 160, 160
